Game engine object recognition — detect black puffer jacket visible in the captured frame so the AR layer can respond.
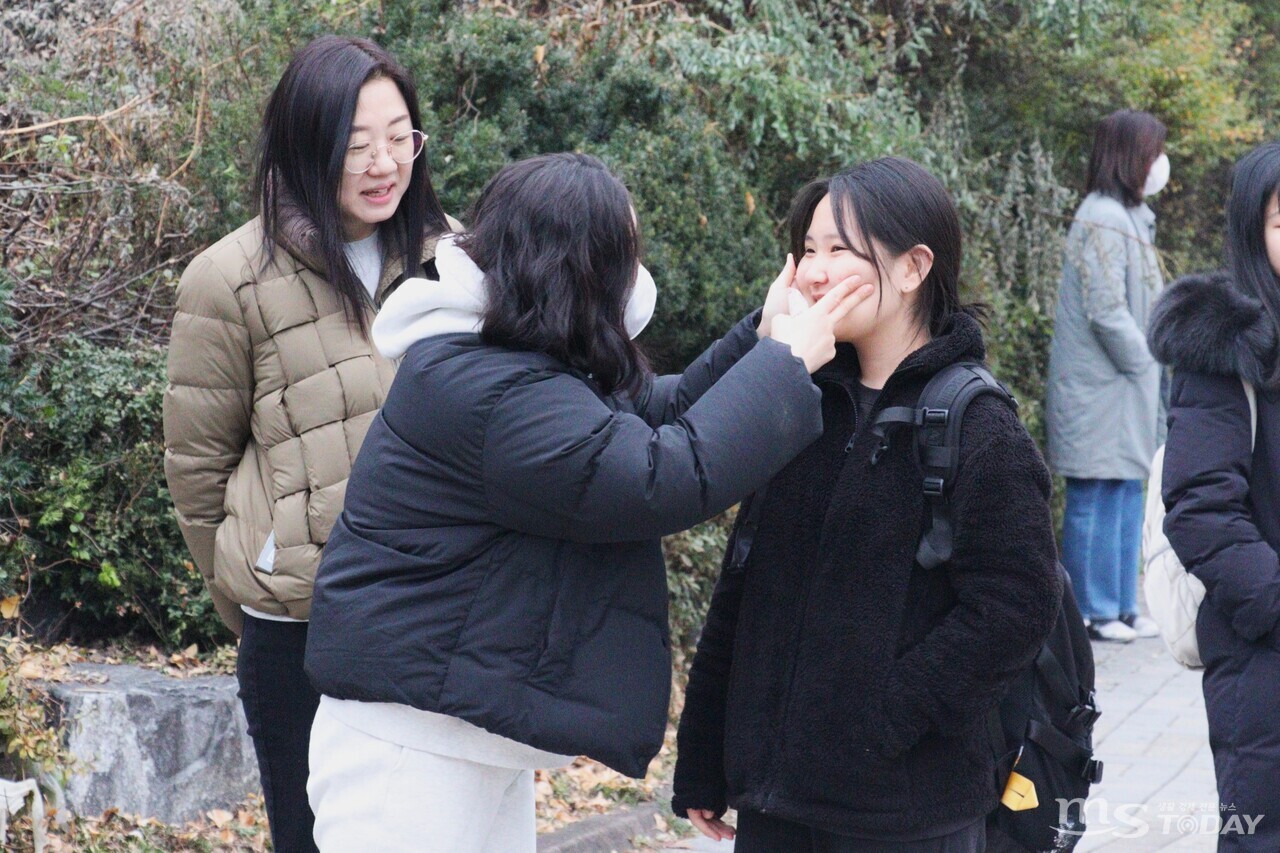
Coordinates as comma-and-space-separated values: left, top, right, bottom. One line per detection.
1150, 271, 1280, 643
1149, 271, 1280, 848
673, 313, 1062, 838
305, 314, 824, 778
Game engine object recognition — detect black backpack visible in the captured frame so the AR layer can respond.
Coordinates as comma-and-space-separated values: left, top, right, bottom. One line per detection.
871, 362, 1102, 853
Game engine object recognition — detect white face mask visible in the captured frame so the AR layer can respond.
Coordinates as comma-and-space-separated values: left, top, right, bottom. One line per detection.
1144, 152, 1170, 197
624, 265, 657, 339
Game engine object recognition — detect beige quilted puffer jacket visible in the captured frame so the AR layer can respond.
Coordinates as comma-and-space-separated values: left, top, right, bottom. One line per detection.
163, 209, 453, 633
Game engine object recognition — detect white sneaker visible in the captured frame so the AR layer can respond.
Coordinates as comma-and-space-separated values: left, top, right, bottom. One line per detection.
1123, 614, 1161, 639
1087, 619, 1137, 643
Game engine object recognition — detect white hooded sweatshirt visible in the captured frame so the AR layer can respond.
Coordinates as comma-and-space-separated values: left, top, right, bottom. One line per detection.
323, 234, 658, 771
371, 234, 657, 359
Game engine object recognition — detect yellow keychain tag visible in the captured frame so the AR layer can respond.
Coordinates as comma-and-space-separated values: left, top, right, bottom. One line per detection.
1001, 771, 1039, 812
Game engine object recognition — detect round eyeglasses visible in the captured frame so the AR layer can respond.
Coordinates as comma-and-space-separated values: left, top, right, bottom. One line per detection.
344, 129, 427, 175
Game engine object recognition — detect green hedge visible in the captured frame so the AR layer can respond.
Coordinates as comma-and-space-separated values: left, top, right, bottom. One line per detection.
0, 339, 223, 647
0, 0, 1269, 647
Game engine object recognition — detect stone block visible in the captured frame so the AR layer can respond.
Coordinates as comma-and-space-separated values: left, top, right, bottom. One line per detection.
43, 663, 258, 824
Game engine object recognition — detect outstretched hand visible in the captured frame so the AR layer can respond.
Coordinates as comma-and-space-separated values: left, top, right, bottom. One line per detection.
768, 276, 873, 373
757, 255, 797, 340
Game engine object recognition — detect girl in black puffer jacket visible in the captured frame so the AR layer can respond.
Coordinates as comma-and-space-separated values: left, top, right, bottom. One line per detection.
1149, 141, 1280, 852
672, 158, 1063, 852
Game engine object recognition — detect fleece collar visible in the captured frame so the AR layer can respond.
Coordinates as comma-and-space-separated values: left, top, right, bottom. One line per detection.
1148, 271, 1277, 387
371, 235, 657, 360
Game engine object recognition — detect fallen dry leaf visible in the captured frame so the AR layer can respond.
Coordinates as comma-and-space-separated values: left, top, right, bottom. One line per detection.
207, 808, 233, 828
17, 659, 46, 679
1, 594, 20, 619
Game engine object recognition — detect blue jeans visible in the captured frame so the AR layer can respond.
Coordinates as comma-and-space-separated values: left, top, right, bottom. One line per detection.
1062, 478, 1143, 622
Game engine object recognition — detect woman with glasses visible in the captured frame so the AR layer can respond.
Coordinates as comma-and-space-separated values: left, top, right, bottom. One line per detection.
162, 35, 455, 853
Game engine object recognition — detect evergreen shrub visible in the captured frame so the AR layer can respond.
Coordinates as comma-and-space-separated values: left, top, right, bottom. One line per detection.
0, 0, 1269, 647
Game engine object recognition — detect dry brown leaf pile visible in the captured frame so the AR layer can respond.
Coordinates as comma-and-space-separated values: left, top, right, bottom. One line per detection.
534, 680, 686, 837
14, 639, 240, 682
7, 640, 690, 846
5, 794, 271, 852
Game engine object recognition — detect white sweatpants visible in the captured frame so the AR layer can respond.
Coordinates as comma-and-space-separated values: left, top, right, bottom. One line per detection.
308, 702, 536, 852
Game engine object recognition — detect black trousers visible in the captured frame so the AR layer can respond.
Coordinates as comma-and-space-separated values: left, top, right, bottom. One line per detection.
735, 809, 987, 853
237, 614, 321, 853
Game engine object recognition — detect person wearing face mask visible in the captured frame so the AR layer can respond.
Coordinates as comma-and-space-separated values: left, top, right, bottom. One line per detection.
162, 36, 459, 852
302, 153, 874, 852
1046, 109, 1169, 644
672, 158, 1062, 851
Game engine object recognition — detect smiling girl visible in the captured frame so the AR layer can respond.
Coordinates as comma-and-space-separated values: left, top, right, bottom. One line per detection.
672, 158, 1062, 852
162, 36, 456, 852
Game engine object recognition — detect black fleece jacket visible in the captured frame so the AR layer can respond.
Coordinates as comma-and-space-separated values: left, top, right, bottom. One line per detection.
672, 313, 1063, 838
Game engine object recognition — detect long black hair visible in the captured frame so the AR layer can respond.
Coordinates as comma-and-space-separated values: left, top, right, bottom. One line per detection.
459, 153, 648, 396
255, 35, 448, 336
1227, 140, 1280, 387
787, 156, 975, 338
1085, 109, 1167, 208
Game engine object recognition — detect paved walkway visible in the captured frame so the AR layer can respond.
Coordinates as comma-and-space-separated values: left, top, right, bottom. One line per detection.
1078, 637, 1217, 851
666, 634, 1219, 852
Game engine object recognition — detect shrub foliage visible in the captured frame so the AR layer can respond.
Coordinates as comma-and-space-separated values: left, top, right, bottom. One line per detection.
0, 0, 1270, 646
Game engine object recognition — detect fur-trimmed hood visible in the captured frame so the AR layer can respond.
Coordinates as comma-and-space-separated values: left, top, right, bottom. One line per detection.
1148, 271, 1277, 387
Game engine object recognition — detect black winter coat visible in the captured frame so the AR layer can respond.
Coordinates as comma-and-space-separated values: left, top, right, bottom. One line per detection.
1149, 271, 1280, 847
672, 313, 1063, 838
304, 315, 824, 778
1150, 271, 1280, 643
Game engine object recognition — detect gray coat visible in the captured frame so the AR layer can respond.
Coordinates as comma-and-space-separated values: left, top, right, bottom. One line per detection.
1046, 192, 1164, 480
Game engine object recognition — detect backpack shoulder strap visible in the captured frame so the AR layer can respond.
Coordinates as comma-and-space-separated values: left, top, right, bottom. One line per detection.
894, 362, 1018, 570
